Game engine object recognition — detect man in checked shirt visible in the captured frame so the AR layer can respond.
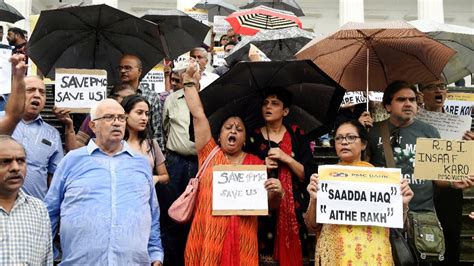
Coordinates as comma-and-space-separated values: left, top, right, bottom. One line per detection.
119, 54, 165, 149
0, 135, 53, 265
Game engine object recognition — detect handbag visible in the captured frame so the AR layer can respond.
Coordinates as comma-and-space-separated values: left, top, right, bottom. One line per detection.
407, 211, 445, 263
390, 228, 417, 266
168, 146, 220, 224
380, 121, 417, 265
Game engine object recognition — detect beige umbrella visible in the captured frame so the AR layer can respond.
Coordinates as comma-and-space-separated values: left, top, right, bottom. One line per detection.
296, 21, 456, 109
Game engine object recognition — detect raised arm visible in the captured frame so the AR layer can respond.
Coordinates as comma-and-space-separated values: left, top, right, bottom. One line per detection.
181, 59, 212, 151
0, 54, 27, 135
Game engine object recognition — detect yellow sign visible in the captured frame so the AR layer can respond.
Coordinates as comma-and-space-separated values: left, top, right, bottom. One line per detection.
414, 138, 474, 181
319, 165, 401, 184
447, 92, 474, 102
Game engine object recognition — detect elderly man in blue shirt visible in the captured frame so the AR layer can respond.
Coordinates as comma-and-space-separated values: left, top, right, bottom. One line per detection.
0, 75, 64, 201
45, 99, 163, 265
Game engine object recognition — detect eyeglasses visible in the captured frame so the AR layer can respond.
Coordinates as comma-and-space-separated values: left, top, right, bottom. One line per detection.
421, 83, 447, 91
334, 135, 360, 144
93, 114, 127, 122
118, 65, 139, 72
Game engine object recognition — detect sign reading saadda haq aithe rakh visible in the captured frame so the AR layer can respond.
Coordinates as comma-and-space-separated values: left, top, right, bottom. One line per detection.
212, 164, 268, 216
414, 138, 474, 181
317, 165, 403, 228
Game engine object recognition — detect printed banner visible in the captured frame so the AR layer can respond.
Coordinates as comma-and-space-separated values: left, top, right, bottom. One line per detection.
139, 64, 165, 93
212, 164, 268, 216
416, 109, 472, 140
213, 15, 232, 34
317, 165, 403, 228
212, 46, 226, 67
414, 138, 474, 181
184, 8, 209, 25
55, 68, 107, 112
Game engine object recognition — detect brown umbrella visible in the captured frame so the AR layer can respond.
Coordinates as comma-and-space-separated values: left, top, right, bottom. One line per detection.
296, 21, 456, 95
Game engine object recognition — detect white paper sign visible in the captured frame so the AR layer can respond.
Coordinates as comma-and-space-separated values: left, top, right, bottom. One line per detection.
55, 68, 107, 112
140, 64, 165, 93
184, 8, 209, 25
368, 91, 384, 102
340, 92, 367, 107
212, 47, 226, 67
213, 15, 232, 34
444, 100, 473, 116
317, 165, 403, 228
416, 109, 472, 140
0, 47, 12, 94
212, 164, 268, 216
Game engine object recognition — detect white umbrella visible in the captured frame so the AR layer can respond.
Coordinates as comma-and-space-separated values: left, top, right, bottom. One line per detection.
409, 20, 474, 84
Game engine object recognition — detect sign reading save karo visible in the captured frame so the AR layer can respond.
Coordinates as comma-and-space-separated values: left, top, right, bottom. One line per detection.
55, 69, 107, 113
317, 165, 403, 228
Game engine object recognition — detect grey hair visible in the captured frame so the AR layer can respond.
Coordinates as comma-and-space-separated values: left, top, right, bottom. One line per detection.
191, 47, 208, 59
90, 101, 100, 120
0, 135, 26, 153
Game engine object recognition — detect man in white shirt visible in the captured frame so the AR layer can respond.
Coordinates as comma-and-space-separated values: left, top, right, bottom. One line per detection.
189, 47, 219, 90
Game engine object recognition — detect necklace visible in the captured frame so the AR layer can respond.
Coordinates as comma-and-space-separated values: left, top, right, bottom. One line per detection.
224, 151, 245, 164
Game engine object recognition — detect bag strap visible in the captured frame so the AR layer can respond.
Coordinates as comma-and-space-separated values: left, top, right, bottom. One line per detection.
381, 120, 396, 168
195, 146, 220, 180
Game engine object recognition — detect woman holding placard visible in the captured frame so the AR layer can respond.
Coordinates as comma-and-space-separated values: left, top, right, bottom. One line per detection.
121, 94, 169, 185
181, 58, 283, 265
305, 120, 413, 265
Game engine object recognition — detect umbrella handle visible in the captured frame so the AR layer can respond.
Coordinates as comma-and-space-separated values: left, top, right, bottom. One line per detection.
366, 47, 369, 112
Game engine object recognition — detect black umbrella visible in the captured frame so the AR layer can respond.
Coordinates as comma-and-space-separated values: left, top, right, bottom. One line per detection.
225, 27, 316, 66
142, 9, 210, 58
194, 0, 238, 22
199, 60, 345, 139
0, 0, 24, 23
28, 4, 170, 85
240, 0, 304, 17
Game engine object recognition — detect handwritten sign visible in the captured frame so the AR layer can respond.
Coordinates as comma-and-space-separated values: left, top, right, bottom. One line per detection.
212, 46, 226, 67
140, 64, 165, 93
55, 68, 107, 112
212, 164, 268, 216
213, 15, 232, 34
414, 138, 474, 181
317, 165, 403, 228
416, 109, 472, 140
0, 47, 12, 94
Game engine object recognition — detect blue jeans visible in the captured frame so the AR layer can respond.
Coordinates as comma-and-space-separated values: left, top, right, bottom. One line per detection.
157, 150, 198, 266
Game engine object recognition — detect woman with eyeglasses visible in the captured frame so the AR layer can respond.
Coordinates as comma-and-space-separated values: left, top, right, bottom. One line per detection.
121, 94, 169, 185
304, 120, 413, 266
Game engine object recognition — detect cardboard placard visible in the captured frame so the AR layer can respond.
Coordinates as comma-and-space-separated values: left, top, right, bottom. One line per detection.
0, 47, 12, 94
416, 109, 472, 140
317, 165, 403, 228
55, 68, 107, 113
212, 164, 268, 216
414, 138, 474, 181
139, 64, 165, 93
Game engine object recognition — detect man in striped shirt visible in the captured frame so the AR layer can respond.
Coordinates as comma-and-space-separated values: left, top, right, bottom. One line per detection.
0, 135, 53, 265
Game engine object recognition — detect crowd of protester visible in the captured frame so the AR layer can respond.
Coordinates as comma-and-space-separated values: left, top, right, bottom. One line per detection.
1, 22, 474, 266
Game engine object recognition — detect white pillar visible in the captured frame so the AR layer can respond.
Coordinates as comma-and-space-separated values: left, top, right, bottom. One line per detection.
417, 0, 444, 23
339, 0, 364, 26
4, 0, 32, 31
92, 0, 118, 8
176, 0, 200, 11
